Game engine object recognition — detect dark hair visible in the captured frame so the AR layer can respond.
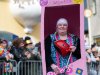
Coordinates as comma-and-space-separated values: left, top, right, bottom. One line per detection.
24, 36, 33, 46
0, 39, 3, 44
0, 39, 8, 44
91, 43, 96, 49
12, 38, 24, 48
24, 36, 31, 41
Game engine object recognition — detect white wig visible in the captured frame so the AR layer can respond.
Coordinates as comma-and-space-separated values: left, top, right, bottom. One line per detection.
57, 18, 68, 25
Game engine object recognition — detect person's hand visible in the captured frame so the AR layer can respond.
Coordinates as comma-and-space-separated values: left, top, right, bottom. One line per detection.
96, 57, 99, 61
37, 52, 41, 56
87, 58, 91, 63
70, 46, 76, 52
9, 53, 14, 59
51, 64, 61, 74
25, 51, 31, 59
27, 53, 31, 59
5, 54, 10, 61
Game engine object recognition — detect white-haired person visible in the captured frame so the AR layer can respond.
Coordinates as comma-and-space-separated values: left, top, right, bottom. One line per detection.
45, 18, 81, 74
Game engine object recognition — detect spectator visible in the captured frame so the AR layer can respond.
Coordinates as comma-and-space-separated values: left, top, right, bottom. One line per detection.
24, 36, 34, 52
85, 46, 96, 63
45, 18, 81, 74
91, 43, 99, 59
10, 38, 27, 62
35, 42, 41, 55
0, 39, 13, 61
24, 38, 41, 60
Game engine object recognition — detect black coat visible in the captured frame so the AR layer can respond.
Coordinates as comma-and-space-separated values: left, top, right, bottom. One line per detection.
10, 46, 27, 62
45, 34, 81, 72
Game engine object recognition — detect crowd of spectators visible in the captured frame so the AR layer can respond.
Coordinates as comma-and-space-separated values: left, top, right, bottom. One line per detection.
85, 43, 100, 75
0, 36, 41, 62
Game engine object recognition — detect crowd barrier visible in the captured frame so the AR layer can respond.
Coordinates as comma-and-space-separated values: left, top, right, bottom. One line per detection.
17, 60, 42, 75
0, 60, 42, 75
0, 60, 17, 75
87, 61, 100, 75
1, 59, 100, 75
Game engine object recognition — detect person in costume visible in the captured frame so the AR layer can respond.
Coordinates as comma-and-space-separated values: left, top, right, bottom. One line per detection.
45, 18, 81, 74
0, 39, 13, 61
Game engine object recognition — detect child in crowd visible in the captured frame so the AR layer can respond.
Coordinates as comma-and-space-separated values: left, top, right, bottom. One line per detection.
0, 39, 13, 61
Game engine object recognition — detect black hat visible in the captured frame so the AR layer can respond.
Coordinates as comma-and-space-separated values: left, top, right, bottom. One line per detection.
24, 36, 33, 45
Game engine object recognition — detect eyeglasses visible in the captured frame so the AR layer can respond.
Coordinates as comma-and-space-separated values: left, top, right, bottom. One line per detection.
57, 24, 68, 26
